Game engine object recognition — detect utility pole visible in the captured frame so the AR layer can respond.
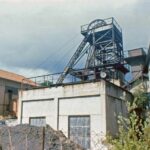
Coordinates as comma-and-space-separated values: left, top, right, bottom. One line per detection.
42, 127, 45, 150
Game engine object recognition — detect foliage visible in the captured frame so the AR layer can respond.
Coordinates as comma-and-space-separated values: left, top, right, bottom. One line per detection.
130, 89, 149, 110
40, 81, 53, 87
110, 89, 150, 150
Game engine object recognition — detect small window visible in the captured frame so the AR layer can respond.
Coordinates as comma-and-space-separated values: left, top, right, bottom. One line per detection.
29, 117, 46, 127
6, 90, 13, 111
69, 116, 90, 149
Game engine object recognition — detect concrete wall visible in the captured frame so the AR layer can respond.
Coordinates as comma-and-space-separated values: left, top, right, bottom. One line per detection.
22, 99, 55, 127
18, 80, 131, 149
0, 85, 5, 114
58, 96, 105, 147
105, 82, 129, 136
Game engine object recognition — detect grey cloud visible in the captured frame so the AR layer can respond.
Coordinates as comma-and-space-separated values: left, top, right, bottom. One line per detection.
0, 0, 149, 76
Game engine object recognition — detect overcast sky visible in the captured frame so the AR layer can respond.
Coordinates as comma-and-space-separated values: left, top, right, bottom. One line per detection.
0, 0, 149, 77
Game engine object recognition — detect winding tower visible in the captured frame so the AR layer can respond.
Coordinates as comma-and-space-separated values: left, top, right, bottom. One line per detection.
57, 17, 128, 84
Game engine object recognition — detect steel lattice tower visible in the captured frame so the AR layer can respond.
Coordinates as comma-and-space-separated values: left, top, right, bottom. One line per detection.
57, 17, 128, 84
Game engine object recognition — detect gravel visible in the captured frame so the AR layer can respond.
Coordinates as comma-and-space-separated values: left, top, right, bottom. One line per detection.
0, 124, 84, 150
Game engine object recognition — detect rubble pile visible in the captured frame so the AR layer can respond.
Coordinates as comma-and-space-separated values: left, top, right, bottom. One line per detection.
0, 124, 83, 150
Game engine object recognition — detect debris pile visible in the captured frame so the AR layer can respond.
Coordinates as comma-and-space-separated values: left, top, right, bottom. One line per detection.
0, 124, 83, 150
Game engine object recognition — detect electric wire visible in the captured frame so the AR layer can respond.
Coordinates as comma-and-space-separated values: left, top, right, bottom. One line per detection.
26, 33, 81, 75
52, 41, 82, 72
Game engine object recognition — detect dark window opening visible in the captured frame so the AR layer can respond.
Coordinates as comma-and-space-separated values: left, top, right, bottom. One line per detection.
6, 90, 12, 111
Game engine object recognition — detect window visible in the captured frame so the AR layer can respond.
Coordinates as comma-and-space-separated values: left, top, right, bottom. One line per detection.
6, 90, 13, 111
5, 86, 18, 112
29, 117, 46, 127
69, 116, 90, 149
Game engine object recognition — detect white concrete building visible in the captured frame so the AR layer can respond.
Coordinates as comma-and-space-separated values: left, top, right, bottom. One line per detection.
18, 80, 132, 150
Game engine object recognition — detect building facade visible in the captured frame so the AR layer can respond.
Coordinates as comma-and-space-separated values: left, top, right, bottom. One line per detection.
0, 70, 36, 118
18, 80, 131, 149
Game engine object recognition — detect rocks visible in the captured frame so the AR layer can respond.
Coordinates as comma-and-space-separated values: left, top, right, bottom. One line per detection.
0, 124, 83, 150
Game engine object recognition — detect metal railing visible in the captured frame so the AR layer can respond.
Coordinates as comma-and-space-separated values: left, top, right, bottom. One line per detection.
21, 71, 93, 90
81, 17, 122, 34
21, 68, 130, 90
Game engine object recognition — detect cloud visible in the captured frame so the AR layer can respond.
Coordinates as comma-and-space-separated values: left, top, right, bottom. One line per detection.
0, 62, 50, 77
0, 0, 149, 77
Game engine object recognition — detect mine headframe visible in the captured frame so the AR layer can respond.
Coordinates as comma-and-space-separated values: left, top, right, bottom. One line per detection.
57, 17, 129, 84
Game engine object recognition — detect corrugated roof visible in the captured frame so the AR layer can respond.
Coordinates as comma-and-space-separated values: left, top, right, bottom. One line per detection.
0, 69, 36, 86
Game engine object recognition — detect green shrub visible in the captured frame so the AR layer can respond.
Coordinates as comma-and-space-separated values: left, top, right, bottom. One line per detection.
111, 89, 150, 150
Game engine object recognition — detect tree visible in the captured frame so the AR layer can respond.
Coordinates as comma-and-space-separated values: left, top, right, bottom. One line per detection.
110, 89, 150, 150
40, 81, 53, 87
